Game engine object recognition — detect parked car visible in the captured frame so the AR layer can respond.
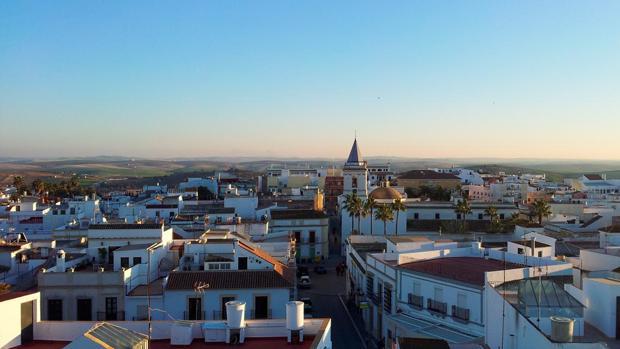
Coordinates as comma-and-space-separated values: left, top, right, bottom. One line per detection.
297, 266, 309, 278
298, 275, 312, 289
313, 265, 327, 274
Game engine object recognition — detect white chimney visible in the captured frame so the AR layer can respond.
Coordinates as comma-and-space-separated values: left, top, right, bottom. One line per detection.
225, 301, 246, 344
56, 250, 66, 272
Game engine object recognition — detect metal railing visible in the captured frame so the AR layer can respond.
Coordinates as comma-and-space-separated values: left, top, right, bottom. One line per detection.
451, 305, 470, 322
408, 294, 423, 309
97, 311, 125, 321
250, 309, 272, 320
183, 310, 205, 320
427, 299, 447, 314
212, 310, 225, 320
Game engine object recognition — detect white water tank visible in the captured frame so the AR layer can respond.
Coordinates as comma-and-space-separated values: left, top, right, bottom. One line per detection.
550, 316, 574, 342
226, 301, 246, 329
286, 301, 304, 330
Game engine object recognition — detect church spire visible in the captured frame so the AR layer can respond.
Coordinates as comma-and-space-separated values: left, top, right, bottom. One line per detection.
345, 137, 364, 166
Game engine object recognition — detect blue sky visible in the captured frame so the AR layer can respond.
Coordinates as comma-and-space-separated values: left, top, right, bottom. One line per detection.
1, 1, 619, 159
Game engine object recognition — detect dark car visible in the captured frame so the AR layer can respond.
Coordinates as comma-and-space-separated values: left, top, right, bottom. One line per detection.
297, 266, 309, 278
313, 265, 327, 274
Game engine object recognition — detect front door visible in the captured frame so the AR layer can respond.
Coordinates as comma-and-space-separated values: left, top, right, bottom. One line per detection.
188, 297, 202, 320
254, 296, 269, 319
20, 301, 33, 344
77, 299, 92, 321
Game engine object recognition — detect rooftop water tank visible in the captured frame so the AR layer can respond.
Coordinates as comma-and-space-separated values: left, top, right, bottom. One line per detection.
286, 301, 304, 331
226, 301, 246, 329
550, 316, 574, 342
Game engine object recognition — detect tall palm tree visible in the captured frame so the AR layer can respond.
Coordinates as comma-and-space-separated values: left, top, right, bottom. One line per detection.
454, 199, 472, 232
391, 198, 406, 236
342, 194, 362, 235
484, 205, 499, 233
531, 199, 551, 225
375, 205, 394, 235
364, 197, 377, 235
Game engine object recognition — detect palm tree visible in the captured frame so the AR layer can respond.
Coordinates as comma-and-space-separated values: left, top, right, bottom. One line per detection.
454, 199, 472, 232
484, 205, 499, 233
531, 199, 551, 225
364, 197, 377, 235
375, 205, 394, 235
31, 179, 45, 196
391, 198, 406, 236
342, 194, 362, 235
12, 176, 24, 189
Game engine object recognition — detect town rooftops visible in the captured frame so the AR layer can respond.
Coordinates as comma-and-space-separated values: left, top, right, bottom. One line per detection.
398, 170, 460, 180
166, 270, 292, 290
399, 257, 524, 287
89, 223, 163, 230
270, 209, 328, 220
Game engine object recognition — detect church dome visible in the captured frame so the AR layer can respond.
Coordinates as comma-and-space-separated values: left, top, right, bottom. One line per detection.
369, 187, 402, 201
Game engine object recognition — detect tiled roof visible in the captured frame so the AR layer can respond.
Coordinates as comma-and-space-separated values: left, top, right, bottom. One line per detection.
89, 223, 162, 230
511, 240, 550, 248
146, 204, 178, 209
166, 270, 292, 290
398, 170, 460, 180
19, 217, 43, 224
584, 174, 604, 180
399, 257, 523, 286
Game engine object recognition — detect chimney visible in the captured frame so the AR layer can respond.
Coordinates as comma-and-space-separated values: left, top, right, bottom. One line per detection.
286, 301, 305, 343
56, 250, 66, 272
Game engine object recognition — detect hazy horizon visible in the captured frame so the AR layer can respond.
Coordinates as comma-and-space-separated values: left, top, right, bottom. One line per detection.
2, 1, 619, 159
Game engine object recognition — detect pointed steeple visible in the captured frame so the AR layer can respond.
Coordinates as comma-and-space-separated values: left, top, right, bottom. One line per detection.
345, 138, 364, 166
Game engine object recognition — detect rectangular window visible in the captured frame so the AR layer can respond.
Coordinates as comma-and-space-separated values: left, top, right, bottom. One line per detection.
77, 299, 92, 321
352, 177, 358, 188
500, 214, 505, 220
132, 257, 142, 265
188, 297, 202, 320
120, 257, 129, 268
309, 231, 316, 243
433, 287, 443, 302
478, 213, 483, 220
538, 251, 543, 257
105, 297, 118, 320
47, 299, 63, 321
294, 232, 301, 244
414, 213, 419, 220
517, 248, 524, 255
435, 213, 440, 220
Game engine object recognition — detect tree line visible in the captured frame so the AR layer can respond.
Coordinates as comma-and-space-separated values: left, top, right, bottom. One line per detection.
9, 175, 95, 202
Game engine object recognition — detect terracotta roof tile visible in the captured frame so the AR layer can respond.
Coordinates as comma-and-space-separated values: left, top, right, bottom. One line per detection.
166, 270, 292, 290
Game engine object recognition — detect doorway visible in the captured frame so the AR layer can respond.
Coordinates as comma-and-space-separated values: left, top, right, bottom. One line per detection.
238, 257, 248, 270
188, 297, 202, 320
77, 299, 92, 321
254, 296, 269, 319
20, 301, 33, 344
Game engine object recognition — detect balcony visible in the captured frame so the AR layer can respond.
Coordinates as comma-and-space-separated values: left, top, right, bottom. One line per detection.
183, 310, 205, 320
407, 294, 423, 309
427, 298, 447, 315
451, 305, 470, 322
96, 311, 125, 321
250, 308, 272, 320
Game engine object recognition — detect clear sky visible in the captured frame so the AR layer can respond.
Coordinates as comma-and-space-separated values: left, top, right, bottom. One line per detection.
1, 1, 619, 159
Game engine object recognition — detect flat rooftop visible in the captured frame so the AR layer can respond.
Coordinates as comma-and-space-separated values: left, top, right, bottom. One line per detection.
15, 337, 317, 349
400, 257, 524, 286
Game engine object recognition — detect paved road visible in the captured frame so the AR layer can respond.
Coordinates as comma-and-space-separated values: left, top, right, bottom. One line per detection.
298, 256, 367, 349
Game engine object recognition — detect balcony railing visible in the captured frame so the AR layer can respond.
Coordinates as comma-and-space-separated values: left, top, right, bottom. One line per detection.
407, 294, 423, 309
212, 310, 225, 320
183, 310, 205, 320
451, 305, 470, 322
250, 309, 272, 320
97, 311, 125, 321
427, 299, 447, 315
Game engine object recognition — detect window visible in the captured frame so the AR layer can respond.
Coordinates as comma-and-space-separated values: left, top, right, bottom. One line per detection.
294, 232, 301, 244
457, 213, 461, 220
478, 213, 483, 220
70, 208, 75, 215
538, 251, 543, 257
352, 177, 358, 188
208, 263, 220, 270
238, 257, 248, 270
309, 231, 316, 244
435, 213, 440, 220
77, 299, 92, 321
120, 257, 129, 268
500, 214, 505, 220
47, 299, 62, 320
60, 210, 65, 215
517, 248, 524, 255
414, 213, 419, 220
220, 263, 231, 270
433, 287, 443, 302
188, 297, 202, 320
105, 297, 118, 320
132, 257, 142, 265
